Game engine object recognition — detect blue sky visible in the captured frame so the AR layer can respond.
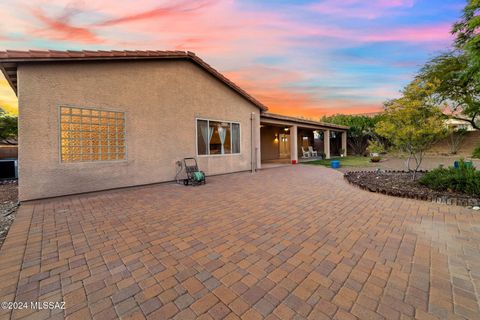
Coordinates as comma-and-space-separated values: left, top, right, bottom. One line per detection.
0, 0, 466, 117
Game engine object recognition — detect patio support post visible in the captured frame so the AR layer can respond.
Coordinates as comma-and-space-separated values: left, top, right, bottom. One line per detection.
341, 131, 347, 156
290, 125, 298, 164
254, 113, 261, 170
324, 129, 331, 159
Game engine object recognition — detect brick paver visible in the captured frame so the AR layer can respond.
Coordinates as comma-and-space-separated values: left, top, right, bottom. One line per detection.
0, 165, 479, 319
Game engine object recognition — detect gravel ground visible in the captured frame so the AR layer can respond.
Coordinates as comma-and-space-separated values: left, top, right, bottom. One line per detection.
0, 180, 18, 249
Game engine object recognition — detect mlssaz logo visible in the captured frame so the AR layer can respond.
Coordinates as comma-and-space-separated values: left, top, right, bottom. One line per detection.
30, 302, 66, 310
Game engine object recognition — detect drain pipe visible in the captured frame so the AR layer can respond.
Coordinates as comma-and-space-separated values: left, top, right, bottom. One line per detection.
251, 112, 255, 173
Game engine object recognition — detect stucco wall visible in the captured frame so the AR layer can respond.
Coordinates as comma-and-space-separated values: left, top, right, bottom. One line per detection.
17, 60, 261, 200
260, 126, 280, 161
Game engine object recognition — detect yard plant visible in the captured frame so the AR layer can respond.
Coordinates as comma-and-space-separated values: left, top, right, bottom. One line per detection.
0, 108, 17, 144
419, 160, 480, 196
376, 79, 448, 179
473, 145, 480, 158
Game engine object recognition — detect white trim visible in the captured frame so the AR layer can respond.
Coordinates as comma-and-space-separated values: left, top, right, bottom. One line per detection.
195, 118, 241, 157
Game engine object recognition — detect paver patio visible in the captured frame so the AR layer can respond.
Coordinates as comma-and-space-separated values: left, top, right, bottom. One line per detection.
0, 165, 479, 320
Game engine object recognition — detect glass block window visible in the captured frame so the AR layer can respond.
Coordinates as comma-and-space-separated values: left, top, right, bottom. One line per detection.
60, 106, 126, 162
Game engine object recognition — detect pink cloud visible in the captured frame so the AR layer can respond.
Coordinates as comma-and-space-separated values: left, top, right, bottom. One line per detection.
96, 0, 219, 26
362, 23, 453, 42
292, 22, 453, 46
31, 7, 103, 43
309, 0, 415, 19
377, 0, 414, 8
0, 0, 457, 118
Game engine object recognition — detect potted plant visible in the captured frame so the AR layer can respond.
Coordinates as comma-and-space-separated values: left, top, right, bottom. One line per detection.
367, 140, 384, 162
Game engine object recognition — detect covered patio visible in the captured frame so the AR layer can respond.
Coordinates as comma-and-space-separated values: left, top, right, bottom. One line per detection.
260, 113, 348, 166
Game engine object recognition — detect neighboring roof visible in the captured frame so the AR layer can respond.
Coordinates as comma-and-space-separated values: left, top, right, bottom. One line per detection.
261, 112, 349, 131
0, 50, 267, 111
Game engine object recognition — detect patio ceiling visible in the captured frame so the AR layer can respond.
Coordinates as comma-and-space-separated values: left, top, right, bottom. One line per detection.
261, 112, 348, 131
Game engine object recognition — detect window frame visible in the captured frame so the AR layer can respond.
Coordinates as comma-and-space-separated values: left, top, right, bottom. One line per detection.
58, 105, 128, 164
195, 118, 241, 157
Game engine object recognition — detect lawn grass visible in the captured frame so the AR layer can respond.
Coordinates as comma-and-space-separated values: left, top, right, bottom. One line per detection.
306, 156, 372, 167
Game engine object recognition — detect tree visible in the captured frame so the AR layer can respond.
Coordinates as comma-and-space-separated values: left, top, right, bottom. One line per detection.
320, 114, 382, 155
448, 128, 468, 155
0, 108, 18, 144
452, 0, 480, 71
419, 51, 480, 130
418, 1, 480, 130
375, 79, 448, 180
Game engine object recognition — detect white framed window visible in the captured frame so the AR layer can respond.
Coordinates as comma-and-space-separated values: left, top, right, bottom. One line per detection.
197, 119, 240, 156
59, 106, 126, 162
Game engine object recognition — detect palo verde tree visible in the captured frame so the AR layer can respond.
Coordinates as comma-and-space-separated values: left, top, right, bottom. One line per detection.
320, 114, 382, 155
375, 79, 448, 180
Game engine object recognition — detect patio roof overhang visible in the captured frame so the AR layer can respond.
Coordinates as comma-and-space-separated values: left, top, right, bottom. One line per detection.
260, 112, 349, 131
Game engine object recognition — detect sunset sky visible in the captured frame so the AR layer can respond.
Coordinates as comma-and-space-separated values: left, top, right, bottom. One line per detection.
0, 0, 464, 118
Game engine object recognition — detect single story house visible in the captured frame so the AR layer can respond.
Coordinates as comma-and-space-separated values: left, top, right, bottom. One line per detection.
0, 50, 348, 201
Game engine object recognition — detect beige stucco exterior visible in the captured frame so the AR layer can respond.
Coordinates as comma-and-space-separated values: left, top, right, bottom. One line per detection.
17, 60, 261, 200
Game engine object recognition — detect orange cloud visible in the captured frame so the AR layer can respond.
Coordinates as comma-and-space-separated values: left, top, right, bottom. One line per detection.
225, 69, 383, 118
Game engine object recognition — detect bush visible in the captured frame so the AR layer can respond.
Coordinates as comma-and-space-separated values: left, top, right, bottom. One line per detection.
366, 140, 384, 154
473, 145, 480, 158
419, 160, 480, 196
0, 108, 17, 144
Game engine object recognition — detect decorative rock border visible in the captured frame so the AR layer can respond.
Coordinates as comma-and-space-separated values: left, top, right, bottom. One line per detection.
344, 170, 480, 207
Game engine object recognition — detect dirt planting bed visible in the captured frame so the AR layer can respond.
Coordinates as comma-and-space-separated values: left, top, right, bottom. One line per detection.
344, 170, 480, 207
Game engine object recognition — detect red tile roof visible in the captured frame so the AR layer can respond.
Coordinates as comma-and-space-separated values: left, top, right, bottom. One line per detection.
0, 50, 268, 111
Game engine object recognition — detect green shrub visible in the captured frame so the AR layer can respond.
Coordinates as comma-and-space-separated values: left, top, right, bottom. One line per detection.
419, 160, 480, 196
366, 140, 384, 154
473, 145, 480, 158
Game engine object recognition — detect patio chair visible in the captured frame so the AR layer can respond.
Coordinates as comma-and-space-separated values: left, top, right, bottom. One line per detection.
308, 146, 318, 157
301, 147, 311, 158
